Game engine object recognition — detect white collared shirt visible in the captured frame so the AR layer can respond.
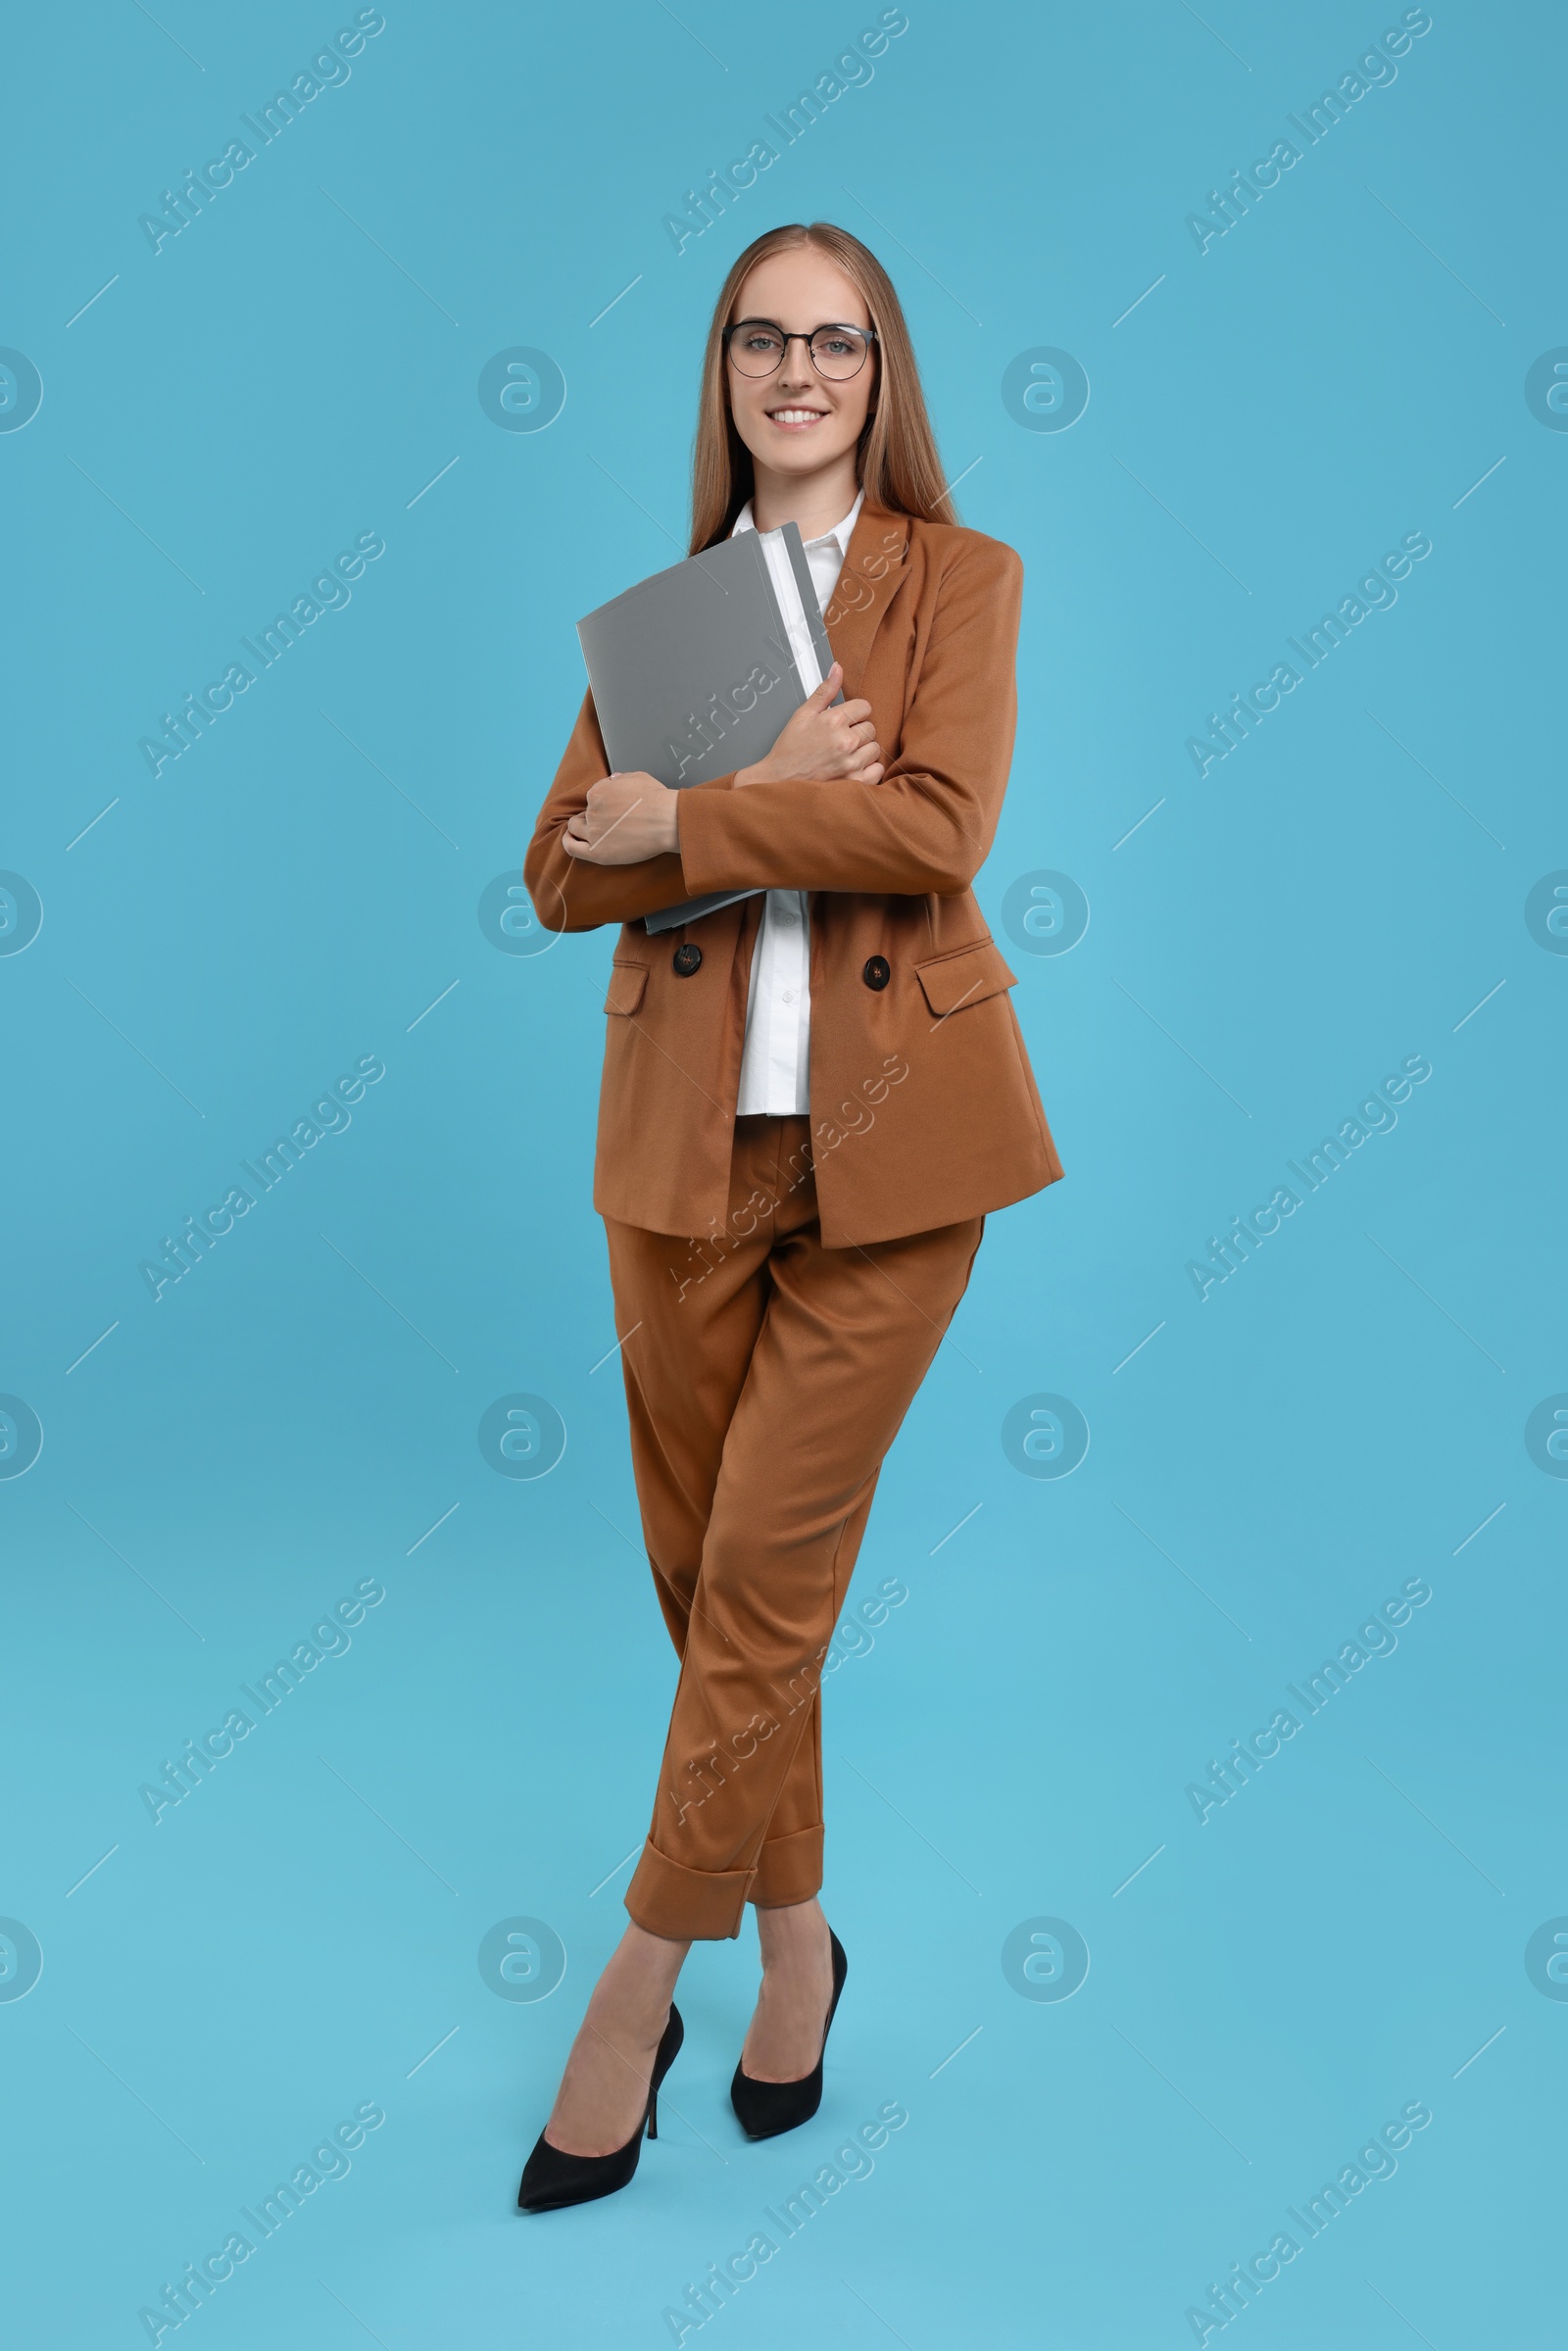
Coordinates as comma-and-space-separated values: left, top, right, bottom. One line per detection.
730, 488, 863, 1115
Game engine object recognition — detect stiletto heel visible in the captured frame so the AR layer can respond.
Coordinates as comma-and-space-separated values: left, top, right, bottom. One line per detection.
730, 1930, 847, 2140
517, 2003, 683, 2212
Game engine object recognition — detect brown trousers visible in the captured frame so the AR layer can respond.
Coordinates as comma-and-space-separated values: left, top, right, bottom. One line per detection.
606, 1114, 984, 1940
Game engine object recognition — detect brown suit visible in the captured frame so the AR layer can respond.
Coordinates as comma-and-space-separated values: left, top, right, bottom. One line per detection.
524, 496, 1063, 1247
525, 498, 1064, 1938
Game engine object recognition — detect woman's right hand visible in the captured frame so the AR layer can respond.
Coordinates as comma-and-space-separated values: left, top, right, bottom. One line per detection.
736, 662, 885, 788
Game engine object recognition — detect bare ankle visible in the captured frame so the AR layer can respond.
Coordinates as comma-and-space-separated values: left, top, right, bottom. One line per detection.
755, 1897, 830, 1976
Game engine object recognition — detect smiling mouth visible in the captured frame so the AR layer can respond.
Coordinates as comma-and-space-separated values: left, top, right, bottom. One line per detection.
765, 406, 828, 428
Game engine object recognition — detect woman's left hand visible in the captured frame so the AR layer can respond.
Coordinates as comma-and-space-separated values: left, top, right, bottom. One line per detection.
563, 771, 680, 863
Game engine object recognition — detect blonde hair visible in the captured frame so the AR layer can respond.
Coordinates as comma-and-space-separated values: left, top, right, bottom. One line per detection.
689, 220, 955, 555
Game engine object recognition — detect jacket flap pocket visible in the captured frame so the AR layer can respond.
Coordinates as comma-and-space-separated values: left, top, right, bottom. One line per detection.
604, 960, 649, 1015
914, 937, 1017, 1019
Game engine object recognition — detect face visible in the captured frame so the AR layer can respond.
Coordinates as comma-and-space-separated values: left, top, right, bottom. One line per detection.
725, 246, 876, 485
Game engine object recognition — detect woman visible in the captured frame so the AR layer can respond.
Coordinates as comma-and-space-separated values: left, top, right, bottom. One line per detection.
517, 220, 1062, 2212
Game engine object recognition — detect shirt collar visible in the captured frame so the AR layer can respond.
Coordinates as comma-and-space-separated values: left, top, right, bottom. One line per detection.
731, 488, 864, 552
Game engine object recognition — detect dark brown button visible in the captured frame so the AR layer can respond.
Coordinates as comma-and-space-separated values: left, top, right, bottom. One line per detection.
672, 943, 703, 976
862, 955, 891, 991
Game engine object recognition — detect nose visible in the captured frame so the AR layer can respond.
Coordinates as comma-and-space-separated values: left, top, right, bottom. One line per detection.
775, 339, 812, 391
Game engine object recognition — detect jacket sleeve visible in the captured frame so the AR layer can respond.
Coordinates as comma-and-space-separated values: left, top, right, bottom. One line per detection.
673, 540, 1022, 899
522, 688, 720, 934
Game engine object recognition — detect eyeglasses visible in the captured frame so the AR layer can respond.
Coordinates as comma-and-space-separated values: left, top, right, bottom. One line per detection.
724, 318, 879, 381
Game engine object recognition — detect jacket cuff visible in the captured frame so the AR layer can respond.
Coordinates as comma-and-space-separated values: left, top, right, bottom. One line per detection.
675, 774, 740, 895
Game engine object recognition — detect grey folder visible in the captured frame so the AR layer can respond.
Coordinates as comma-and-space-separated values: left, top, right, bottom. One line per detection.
576, 520, 839, 934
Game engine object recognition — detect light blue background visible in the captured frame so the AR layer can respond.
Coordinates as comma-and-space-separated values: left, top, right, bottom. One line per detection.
2, 2, 1562, 2344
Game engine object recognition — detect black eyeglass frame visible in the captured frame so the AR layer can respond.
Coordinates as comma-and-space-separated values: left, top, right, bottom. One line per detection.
723, 318, 880, 380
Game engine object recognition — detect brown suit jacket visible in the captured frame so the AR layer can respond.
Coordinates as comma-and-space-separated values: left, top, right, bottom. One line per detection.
524, 496, 1064, 1247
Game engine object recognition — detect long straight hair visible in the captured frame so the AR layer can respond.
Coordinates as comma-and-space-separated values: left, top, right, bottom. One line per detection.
688, 221, 955, 555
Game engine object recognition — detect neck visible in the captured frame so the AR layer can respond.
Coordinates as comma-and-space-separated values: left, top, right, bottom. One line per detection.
749, 453, 861, 542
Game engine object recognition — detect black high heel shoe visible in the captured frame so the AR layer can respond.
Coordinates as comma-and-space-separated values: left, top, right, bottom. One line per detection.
517, 2004, 684, 2213
730, 1930, 848, 2140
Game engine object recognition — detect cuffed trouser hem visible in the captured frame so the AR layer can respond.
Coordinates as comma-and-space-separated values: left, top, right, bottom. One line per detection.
748, 1823, 823, 1910
624, 1824, 825, 1941
625, 1842, 757, 1941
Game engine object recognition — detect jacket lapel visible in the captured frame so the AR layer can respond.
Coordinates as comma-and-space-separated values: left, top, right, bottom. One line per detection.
808, 502, 914, 934
824, 497, 912, 701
